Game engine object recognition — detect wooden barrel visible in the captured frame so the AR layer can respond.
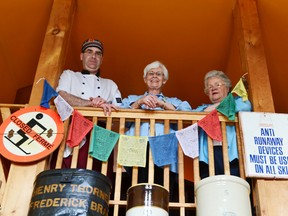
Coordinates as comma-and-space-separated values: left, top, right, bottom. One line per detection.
126, 183, 169, 216
28, 169, 112, 216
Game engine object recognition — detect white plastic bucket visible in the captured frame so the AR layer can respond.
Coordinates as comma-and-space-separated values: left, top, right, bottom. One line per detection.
195, 175, 252, 216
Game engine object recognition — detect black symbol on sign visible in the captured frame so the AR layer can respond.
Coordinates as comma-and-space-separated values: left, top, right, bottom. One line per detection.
5, 113, 47, 155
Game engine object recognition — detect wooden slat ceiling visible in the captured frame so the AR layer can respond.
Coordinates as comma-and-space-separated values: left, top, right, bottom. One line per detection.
0, 0, 288, 113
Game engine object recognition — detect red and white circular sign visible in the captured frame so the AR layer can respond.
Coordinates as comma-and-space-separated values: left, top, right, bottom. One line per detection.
0, 106, 64, 162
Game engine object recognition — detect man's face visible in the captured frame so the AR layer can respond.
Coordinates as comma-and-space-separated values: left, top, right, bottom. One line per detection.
80, 47, 103, 74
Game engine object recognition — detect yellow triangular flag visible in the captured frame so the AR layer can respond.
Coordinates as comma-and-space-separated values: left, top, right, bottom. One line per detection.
231, 78, 248, 101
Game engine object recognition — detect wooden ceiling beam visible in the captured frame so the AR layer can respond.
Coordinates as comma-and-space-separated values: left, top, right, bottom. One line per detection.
234, 0, 274, 113
28, 0, 75, 106
233, 1, 288, 216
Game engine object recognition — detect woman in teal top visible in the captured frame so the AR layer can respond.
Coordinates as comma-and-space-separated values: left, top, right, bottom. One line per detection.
121, 60, 192, 172
193, 70, 252, 179
121, 61, 193, 203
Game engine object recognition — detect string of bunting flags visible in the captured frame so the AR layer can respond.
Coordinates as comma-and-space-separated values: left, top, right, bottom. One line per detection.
40, 77, 248, 170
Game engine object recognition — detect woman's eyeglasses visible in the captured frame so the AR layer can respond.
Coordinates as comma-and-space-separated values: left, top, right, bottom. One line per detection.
147, 71, 163, 77
205, 82, 225, 92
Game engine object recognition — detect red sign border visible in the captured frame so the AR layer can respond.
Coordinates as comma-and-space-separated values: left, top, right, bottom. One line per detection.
0, 106, 64, 162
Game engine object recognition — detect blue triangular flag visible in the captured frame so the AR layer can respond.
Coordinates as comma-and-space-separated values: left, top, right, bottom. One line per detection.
40, 79, 58, 108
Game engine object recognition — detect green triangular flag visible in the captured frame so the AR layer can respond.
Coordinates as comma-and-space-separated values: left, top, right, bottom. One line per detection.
216, 93, 236, 120
89, 125, 120, 161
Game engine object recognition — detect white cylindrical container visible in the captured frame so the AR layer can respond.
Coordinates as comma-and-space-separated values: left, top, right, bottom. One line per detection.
195, 175, 252, 216
126, 183, 169, 216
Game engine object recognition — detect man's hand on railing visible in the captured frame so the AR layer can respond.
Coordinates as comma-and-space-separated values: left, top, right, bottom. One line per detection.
89, 97, 118, 116
98, 103, 119, 116
89, 97, 107, 107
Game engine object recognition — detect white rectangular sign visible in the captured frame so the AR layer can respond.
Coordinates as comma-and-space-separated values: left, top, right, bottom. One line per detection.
239, 112, 288, 179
